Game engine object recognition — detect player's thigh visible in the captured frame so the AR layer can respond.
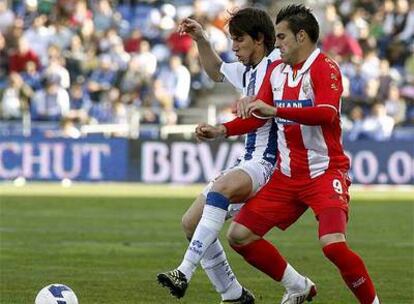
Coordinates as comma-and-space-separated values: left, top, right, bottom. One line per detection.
302, 169, 351, 218
211, 168, 253, 202
233, 173, 308, 237
181, 194, 205, 237
212, 159, 274, 202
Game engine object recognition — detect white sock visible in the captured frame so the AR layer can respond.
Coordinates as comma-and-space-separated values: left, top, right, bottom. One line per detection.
178, 204, 227, 281
201, 239, 243, 301
280, 264, 306, 292
372, 295, 380, 304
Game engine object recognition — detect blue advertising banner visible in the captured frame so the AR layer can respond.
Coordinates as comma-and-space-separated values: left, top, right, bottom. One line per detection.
0, 137, 129, 181
133, 139, 413, 185
1, 137, 412, 184
344, 140, 414, 185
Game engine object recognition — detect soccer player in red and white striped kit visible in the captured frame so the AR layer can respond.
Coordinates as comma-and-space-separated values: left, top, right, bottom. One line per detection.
196, 5, 380, 304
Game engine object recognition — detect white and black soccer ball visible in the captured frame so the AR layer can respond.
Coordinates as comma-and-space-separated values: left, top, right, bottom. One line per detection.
35, 284, 79, 304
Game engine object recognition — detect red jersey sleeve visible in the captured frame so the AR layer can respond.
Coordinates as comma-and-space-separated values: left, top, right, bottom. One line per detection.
223, 116, 267, 136
310, 55, 343, 112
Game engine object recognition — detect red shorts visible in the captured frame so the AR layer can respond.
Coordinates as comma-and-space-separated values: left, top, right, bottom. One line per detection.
234, 169, 351, 237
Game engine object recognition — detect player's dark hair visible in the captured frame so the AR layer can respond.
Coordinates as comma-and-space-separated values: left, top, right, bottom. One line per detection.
228, 7, 276, 55
276, 5, 319, 43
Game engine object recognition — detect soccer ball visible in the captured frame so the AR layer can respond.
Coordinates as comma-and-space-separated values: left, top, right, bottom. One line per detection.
35, 284, 79, 304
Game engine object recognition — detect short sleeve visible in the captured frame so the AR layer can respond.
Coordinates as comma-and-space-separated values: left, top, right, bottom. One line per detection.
220, 62, 246, 91
310, 56, 343, 111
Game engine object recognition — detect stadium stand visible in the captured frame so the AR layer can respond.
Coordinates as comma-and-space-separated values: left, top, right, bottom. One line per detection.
0, 0, 413, 140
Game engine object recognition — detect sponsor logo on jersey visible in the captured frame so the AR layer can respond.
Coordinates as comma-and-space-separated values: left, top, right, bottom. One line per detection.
273, 99, 313, 124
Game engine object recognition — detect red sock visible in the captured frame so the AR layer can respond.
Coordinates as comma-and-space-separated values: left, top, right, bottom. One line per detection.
323, 242, 377, 304
231, 239, 287, 281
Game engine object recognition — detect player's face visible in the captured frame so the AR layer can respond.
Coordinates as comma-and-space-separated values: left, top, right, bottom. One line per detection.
231, 33, 262, 66
275, 21, 301, 65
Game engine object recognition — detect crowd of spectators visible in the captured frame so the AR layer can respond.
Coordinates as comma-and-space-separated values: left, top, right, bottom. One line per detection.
0, 0, 413, 141
317, 0, 414, 140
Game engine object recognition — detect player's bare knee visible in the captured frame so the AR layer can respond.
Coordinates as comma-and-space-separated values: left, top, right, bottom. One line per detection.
211, 180, 233, 198
227, 224, 257, 246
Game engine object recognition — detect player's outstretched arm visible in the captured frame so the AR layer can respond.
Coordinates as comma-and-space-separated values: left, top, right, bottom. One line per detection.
179, 18, 223, 82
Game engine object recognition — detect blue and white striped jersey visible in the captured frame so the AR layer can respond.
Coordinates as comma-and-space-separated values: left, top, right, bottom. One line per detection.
220, 48, 280, 165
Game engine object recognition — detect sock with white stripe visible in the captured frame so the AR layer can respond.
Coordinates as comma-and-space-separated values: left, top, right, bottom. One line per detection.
178, 192, 229, 281
201, 239, 243, 301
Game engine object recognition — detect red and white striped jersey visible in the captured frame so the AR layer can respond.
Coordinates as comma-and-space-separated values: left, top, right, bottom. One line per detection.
257, 48, 350, 179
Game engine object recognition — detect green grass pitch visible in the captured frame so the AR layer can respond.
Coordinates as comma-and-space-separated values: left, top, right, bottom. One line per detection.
0, 184, 413, 303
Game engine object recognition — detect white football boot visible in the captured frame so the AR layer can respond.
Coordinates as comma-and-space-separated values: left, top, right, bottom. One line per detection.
280, 277, 317, 304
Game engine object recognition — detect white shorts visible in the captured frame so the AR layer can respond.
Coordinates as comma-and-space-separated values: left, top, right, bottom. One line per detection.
202, 158, 275, 218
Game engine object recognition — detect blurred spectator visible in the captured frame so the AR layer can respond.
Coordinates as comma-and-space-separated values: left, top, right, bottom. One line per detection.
93, 0, 118, 34
69, 0, 92, 28
64, 35, 86, 81
158, 55, 191, 109
348, 62, 367, 102
87, 54, 116, 103
8, 36, 40, 72
31, 75, 70, 121
21, 60, 42, 91
365, 78, 380, 104
82, 45, 99, 76
98, 27, 122, 53
345, 8, 369, 40
17, 0, 39, 29
351, 103, 395, 141
322, 20, 363, 60
49, 20, 73, 51
360, 49, 380, 80
184, 44, 213, 91
136, 40, 157, 77
119, 55, 150, 99
0, 0, 15, 34
108, 39, 130, 71
67, 80, 91, 124
318, 4, 341, 37
44, 44, 70, 89
1, 72, 33, 119
385, 84, 407, 125
384, 0, 413, 41
4, 18, 24, 52
124, 28, 142, 53
202, 16, 230, 60
347, 106, 365, 141
23, 14, 53, 65
167, 30, 193, 56
78, 19, 96, 51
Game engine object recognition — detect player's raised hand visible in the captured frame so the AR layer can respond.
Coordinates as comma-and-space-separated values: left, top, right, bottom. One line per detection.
195, 123, 226, 141
178, 18, 206, 41
234, 96, 256, 119
247, 100, 277, 118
